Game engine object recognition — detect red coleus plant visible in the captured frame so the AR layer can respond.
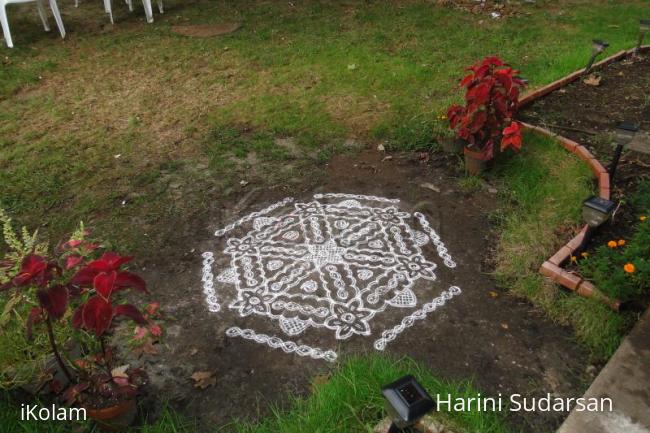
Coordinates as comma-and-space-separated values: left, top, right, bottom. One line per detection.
447, 56, 527, 159
71, 252, 148, 337
2, 226, 158, 407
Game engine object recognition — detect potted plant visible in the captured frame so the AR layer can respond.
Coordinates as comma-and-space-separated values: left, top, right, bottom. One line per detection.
446, 56, 526, 174
1, 226, 161, 430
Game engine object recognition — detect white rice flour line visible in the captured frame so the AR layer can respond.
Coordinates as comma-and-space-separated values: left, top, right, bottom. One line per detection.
226, 326, 338, 362
413, 212, 457, 268
214, 197, 295, 237
201, 252, 221, 312
313, 192, 400, 204
373, 286, 462, 351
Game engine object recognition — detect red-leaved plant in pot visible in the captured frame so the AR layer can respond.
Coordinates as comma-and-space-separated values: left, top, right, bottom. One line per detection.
447, 56, 526, 174
2, 229, 160, 430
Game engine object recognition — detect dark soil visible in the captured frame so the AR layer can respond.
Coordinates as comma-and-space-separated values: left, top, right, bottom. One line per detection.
171, 23, 241, 38
128, 149, 592, 433
520, 53, 650, 305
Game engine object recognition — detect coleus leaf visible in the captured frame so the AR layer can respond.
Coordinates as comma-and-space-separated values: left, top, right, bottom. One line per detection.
93, 271, 117, 300
79, 296, 114, 336
114, 271, 148, 294
65, 255, 83, 270
36, 285, 69, 320
113, 304, 146, 325
10, 255, 57, 288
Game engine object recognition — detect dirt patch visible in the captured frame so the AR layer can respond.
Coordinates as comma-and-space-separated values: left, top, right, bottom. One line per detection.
132, 150, 591, 433
171, 23, 242, 38
520, 54, 650, 261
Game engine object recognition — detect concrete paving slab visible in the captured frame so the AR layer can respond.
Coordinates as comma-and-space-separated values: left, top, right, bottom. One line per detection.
557, 309, 650, 433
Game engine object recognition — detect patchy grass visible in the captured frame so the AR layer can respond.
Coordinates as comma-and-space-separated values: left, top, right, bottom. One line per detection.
492, 131, 629, 360
230, 355, 512, 433
1, 0, 648, 253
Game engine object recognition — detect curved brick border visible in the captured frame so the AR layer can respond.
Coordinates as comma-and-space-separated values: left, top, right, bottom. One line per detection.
519, 45, 649, 312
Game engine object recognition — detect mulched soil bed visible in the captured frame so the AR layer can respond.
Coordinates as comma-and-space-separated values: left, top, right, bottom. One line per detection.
520, 55, 650, 295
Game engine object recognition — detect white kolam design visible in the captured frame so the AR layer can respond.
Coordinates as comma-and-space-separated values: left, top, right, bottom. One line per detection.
373, 286, 462, 351
226, 326, 338, 362
201, 252, 220, 312
202, 193, 461, 361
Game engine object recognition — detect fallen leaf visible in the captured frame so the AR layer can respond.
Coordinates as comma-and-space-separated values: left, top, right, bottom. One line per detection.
377, 143, 385, 151
583, 74, 602, 86
189, 348, 199, 356
501, 323, 509, 330
488, 291, 499, 298
420, 182, 441, 193
111, 365, 129, 378
191, 371, 216, 389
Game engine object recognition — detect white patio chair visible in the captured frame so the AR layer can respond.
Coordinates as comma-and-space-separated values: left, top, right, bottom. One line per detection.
104, 0, 162, 24
0, 0, 65, 47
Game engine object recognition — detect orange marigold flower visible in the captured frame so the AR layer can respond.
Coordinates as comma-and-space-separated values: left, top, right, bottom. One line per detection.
607, 240, 617, 248
641, 216, 647, 221
618, 239, 626, 246
570, 255, 577, 263
624, 263, 636, 274
580, 252, 589, 258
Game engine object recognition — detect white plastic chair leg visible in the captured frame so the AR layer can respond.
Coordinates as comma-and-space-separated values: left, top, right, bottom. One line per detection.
103, 0, 113, 24
0, 4, 13, 48
48, 0, 65, 39
125, 0, 132, 12
36, 0, 51, 31
142, 0, 153, 23
156, 0, 162, 13
74, 0, 78, 7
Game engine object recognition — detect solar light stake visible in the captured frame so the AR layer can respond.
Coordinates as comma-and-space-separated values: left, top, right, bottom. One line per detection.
584, 39, 609, 74
635, 19, 650, 55
609, 121, 639, 184
583, 196, 615, 229
381, 375, 435, 432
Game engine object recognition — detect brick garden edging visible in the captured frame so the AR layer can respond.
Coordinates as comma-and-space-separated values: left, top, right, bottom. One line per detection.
518, 45, 649, 312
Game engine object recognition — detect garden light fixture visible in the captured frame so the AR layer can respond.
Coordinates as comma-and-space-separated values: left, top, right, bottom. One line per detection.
583, 196, 615, 229
636, 19, 650, 54
609, 121, 639, 183
381, 375, 435, 433
584, 39, 609, 74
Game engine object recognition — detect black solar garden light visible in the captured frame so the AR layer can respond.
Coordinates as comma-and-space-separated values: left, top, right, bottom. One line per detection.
609, 121, 639, 183
636, 19, 650, 55
583, 196, 616, 229
584, 39, 609, 74
381, 375, 435, 433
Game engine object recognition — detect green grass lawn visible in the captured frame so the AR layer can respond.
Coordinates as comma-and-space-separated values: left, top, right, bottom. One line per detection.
1, 0, 648, 252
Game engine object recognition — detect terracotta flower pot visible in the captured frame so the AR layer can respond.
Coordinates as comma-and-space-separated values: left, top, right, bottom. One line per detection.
463, 147, 491, 175
85, 398, 137, 432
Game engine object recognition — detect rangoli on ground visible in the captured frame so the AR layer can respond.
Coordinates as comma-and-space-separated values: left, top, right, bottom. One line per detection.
200, 193, 462, 362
